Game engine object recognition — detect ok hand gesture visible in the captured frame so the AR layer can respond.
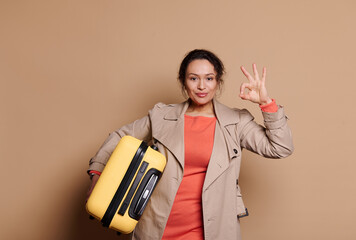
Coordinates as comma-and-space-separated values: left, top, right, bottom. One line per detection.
239, 63, 272, 105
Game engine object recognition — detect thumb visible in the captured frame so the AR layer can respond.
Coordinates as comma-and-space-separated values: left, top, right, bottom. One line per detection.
239, 93, 251, 101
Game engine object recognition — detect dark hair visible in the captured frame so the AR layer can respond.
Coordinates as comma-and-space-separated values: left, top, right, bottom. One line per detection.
178, 49, 225, 94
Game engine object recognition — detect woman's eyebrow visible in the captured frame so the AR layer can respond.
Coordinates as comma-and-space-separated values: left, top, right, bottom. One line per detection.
187, 72, 216, 76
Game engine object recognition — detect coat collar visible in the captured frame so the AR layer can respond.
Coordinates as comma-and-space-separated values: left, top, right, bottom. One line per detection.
213, 98, 240, 126
162, 98, 240, 127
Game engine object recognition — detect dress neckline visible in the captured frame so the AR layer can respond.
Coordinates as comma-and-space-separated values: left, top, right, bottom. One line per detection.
184, 114, 216, 120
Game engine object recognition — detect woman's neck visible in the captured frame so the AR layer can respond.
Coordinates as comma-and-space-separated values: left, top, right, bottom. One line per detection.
185, 100, 216, 117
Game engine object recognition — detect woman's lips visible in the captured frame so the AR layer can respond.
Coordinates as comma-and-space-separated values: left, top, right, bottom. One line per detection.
196, 93, 208, 98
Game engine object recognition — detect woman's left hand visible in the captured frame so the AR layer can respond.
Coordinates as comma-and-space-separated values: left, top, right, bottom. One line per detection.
239, 63, 272, 105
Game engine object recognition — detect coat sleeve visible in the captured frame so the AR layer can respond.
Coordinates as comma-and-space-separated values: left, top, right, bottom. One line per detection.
87, 114, 152, 173
238, 106, 294, 159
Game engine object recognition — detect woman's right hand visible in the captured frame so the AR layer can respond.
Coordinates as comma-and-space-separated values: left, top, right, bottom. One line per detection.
86, 174, 100, 202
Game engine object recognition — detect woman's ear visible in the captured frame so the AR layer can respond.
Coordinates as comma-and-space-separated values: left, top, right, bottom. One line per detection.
181, 83, 188, 99
214, 80, 223, 98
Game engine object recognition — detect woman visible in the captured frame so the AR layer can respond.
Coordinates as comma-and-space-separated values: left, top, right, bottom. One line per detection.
87, 49, 294, 240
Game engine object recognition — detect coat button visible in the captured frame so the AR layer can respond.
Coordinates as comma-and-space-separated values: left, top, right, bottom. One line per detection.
233, 149, 238, 154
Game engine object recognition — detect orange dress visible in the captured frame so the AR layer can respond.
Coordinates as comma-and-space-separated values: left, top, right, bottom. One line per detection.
161, 115, 216, 240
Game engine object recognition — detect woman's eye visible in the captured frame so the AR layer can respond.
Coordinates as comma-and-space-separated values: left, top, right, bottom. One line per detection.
190, 77, 197, 81
207, 77, 213, 81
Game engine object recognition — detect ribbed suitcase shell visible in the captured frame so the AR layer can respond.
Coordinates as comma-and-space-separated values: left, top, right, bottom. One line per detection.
86, 136, 166, 234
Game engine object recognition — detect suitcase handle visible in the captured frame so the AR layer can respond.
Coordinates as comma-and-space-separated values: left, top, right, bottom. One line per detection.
133, 174, 159, 216
128, 168, 162, 220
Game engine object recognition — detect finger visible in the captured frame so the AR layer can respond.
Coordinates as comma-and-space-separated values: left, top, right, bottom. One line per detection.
240, 82, 252, 95
239, 92, 251, 101
261, 67, 267, 84
252, 63, 260, 81
240, 66, 254, 83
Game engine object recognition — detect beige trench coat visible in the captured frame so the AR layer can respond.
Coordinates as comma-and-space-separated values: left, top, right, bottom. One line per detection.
88, 99, 294, 240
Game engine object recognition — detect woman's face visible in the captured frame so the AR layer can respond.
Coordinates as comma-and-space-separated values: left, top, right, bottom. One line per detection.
184, 59, 218, 107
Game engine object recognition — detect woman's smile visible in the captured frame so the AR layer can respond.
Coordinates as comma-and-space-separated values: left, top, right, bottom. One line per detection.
196, 92, 208, 98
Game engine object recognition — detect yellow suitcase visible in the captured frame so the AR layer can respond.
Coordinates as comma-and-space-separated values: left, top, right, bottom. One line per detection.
86, 135, 166, 234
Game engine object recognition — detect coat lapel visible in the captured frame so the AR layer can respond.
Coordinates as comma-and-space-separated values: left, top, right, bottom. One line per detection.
214, 99, 241, 158
151, 102, 189, 169
203, 121, 229, 190
203, 99, 241, 191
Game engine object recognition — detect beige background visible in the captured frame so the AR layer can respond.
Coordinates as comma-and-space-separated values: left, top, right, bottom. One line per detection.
1, 0, 355, 239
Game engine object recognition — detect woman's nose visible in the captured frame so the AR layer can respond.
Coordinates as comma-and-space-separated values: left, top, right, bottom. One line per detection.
198, 79, 205, 90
